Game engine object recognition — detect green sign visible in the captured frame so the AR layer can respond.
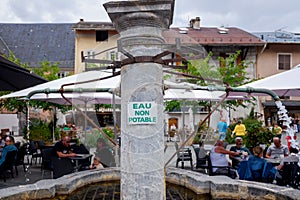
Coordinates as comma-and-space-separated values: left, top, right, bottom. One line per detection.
128, 102, 157, 124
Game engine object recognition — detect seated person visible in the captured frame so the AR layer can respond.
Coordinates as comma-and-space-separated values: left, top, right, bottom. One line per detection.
89, 156, 104, 170
0, 132, 6, 153
0, 136, 18, 167
277, 146, 299, 171
265, 137, 288, 158
229, 137, 251, 169
95, 137, 116, 168
52, 136, 77, 158
51, 136, 77, 178
210, 140, 240, 178
276, 146, 299, 186
238, 146, 277, 183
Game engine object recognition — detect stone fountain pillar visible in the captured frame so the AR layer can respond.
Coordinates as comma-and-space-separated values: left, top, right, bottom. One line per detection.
104, 1, 174, 199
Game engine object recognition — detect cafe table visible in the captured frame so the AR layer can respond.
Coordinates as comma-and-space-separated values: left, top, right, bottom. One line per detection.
69, 154, 93, 172
265, 157, 281, 166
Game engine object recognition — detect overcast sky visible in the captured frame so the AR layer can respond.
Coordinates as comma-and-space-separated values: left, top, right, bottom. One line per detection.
1, 0, 300, 33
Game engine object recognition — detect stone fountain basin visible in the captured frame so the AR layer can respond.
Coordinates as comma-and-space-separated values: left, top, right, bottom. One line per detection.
0, 167, 299, 199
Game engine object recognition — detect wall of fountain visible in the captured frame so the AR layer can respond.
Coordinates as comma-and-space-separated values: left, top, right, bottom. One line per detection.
0, 168, 299, 200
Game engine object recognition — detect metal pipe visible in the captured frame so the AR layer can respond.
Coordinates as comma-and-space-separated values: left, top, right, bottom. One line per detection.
208, 85, 280, 101
25, 88, 111, 100
164, 83, 280, 101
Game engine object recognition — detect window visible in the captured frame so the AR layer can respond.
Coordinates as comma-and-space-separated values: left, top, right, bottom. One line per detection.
96, 31, 108, 42
278, 54, 291, 70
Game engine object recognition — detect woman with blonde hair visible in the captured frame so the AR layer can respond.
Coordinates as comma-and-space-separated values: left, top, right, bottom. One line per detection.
252, 146, 263, 157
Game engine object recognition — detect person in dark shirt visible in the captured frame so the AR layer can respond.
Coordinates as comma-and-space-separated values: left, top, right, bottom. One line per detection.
95, 137, 116, 168
229, 137, 251, 169
51, 136, 77, 178
52, 136, 77, 158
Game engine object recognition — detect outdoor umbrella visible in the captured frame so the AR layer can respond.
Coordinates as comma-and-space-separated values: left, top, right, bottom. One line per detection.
0, 70, 120, 99
0, 55, 47, 91
227, 66, 300, 97
164, 88, 222, 101
0, 70, 121, 142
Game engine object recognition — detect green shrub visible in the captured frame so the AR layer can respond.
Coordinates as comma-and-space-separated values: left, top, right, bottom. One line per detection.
226, 118, 276, 149
243, 118, 276, 148
102, 128, 114, 139
25, 119, 52, 142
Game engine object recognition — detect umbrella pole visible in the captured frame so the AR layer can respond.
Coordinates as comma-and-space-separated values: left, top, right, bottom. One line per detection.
182, 100, 186, 142
112, 91, 119, 167
26, 101, 30, 141
84, 101, 87, 140
52, 107, 56, 142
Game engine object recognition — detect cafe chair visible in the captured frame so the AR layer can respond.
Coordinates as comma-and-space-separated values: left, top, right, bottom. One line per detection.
52, 157, 74, 179
71, 143, 89, 154
192, 145, 208, 173
14, 144, 27, 175
41, 148, 54, 179
174, 142, 193, 170
276, 161, 300, 189
0, 150, 18, 182
29, 141, 42, 165
208, 153, 237, 179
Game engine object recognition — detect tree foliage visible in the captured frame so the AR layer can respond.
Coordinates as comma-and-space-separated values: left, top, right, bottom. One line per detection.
226, 108, 276, 148
32, 60, 59, 81
0, 52, 68, 113
164, 51, 255, 112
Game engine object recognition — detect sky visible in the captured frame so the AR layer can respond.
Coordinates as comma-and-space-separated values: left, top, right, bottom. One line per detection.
0, 0, 300, 33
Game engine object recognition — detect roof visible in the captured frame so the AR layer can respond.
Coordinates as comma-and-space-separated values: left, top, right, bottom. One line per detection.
0, 22, 264, 70
163, 27, 264, 46
72, 21, 264, 46
72, 21, 115, 31
0, 23, 75, 69
252, 31, 300, 43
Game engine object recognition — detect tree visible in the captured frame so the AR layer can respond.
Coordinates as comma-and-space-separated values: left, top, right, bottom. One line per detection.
32, 60, 59, 81
0, 53, 67, 112
164, 51, 255, 112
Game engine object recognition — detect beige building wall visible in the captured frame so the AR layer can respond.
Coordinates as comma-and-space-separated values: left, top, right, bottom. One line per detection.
254, 43, 300, 123
257, 44, 300, 78
74, 30, 119, 73
256, 44, 300, 100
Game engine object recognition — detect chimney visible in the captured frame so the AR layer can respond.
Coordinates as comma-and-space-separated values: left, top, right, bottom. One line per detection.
193, 17, 200, 30
189, 17, 201, 30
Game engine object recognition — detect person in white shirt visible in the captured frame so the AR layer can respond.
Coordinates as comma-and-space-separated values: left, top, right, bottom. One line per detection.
210, 140, 239, 177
